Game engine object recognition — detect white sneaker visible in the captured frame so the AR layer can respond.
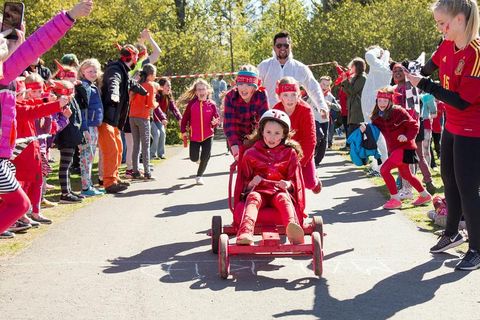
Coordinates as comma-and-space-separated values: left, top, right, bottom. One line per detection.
195, 177, 205, 185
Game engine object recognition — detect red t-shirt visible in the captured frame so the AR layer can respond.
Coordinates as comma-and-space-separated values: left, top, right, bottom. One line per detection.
432, 39, 480, 137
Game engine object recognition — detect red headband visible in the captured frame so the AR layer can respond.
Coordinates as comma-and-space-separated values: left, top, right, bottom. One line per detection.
236, 75, 259, 86
56, 70, 77, 80
25, 82, 43, 90
377, 92, 393, 100
276, 83, 299, 95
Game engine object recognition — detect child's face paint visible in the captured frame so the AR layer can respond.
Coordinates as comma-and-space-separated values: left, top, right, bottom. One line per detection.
279, 91, 299, 109
262, 120, 285, 148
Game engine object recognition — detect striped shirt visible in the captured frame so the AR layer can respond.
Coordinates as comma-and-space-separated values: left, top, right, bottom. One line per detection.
0, 159, 20, 194
223, 88, 269, 147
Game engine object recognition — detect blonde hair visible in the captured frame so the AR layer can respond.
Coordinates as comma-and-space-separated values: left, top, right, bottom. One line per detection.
277, 76, 300, 95
24, 73, 44, 85
177, 78, 212, 108
79, 58, 103, 84
432, 0, 480, 42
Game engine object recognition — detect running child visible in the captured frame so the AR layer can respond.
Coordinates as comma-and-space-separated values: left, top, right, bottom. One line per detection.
179, 79, 219, 185
364, 88, 432, 210
273, 77, 322, 193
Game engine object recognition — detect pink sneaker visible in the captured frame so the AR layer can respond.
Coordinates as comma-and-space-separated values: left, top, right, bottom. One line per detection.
383, 198, 402, 210
413, 194, 432, 206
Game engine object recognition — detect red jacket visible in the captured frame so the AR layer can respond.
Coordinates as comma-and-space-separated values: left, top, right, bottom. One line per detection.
234, 140, 306, 220
12, 100, 62, 182
273, 100, 316, 167
180, 98, 219, 142
432, 101, 445, 134
371, 105, 419, 153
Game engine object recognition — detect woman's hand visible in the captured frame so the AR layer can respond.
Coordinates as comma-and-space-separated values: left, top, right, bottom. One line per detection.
397, 134, 407, 142
6, 24, 25, 56
211, 117, 219, 126
403, 68, 423, 87
359, 123, 366, 133
68, 0, 94, 20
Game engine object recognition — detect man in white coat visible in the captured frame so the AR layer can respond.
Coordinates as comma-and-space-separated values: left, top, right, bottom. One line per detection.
257, 31, 328, 115
361, 45, 391, 174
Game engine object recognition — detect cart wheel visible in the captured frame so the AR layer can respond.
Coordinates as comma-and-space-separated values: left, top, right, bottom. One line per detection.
312, 232, 323, 277
312, 216, 324, 245
218, 234, 230, 279
211, 216, 222, 254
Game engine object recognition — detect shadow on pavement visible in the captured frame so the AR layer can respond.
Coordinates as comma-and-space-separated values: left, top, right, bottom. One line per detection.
157, 198, 228, 218
113, 183, 196, 198
273, 254, 467, 319
103, 238, 352, 292
176, 170, 230, 180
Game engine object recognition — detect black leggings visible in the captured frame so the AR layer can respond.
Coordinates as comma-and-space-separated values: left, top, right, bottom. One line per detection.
314, 121, 329, 165
442, 129, 480, 250
190, 137, 213, 177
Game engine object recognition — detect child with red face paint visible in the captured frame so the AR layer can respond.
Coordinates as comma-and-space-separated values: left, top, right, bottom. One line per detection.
273, 77, 322, 194
52, 64, 85, 204
363, 88, 432, 210
223, 65, 269, 161
235, 109, 305, 245
12, 73, 72, 225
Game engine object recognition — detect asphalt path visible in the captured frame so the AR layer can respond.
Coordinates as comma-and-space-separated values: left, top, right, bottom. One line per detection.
1, 138, 479, 319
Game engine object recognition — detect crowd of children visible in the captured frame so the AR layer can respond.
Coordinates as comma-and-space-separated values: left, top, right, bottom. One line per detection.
1, 0, 478, 272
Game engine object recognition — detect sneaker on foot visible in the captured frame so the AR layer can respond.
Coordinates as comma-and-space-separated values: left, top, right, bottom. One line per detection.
124, 169, 134, 179
430, 232, 465, 253
144, 173, 155, 180
0, 231, 15, 239
19, 216, 40, 228
60, 193, 83, 204
383, 198, 402, 210
195, 177, 205, 185
81, 187, 104, 197
131, 171, 143, 179
105, 183, 128, 194
8, 220, 32, 233
413, 194, 432, 206
71, 191, 86, 199
28, 213, 52, 225
455, 249, 480, 271
41, 198, 58, 208
286, 222, 304, 244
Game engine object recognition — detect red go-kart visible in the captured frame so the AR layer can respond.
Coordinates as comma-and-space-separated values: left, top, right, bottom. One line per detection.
211, 162, 325, 279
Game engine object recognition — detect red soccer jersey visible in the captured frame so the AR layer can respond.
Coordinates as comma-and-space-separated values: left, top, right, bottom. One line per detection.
431, 39, 480, 137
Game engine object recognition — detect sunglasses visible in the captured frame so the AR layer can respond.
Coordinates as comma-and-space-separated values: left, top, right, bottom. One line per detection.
275, 43, 290, 49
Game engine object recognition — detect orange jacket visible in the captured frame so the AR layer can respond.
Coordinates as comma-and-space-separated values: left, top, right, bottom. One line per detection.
129, 81, 158, 119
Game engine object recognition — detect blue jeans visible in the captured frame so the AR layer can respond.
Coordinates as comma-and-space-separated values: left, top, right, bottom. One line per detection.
150, 121, 166, 158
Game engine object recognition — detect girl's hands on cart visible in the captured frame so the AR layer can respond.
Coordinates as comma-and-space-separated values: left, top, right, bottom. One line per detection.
247, 175, 263, 190
277, 180, 292, 191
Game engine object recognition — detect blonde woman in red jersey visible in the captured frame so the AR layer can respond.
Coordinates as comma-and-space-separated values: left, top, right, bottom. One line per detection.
406, 0, 480, 271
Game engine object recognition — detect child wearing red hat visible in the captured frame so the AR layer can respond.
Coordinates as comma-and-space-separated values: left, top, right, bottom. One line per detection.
364, 88, 432, 210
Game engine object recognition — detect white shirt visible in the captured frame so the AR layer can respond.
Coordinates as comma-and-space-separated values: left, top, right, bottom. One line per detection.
258, 52, 328, 118
361, 47, 392, 122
